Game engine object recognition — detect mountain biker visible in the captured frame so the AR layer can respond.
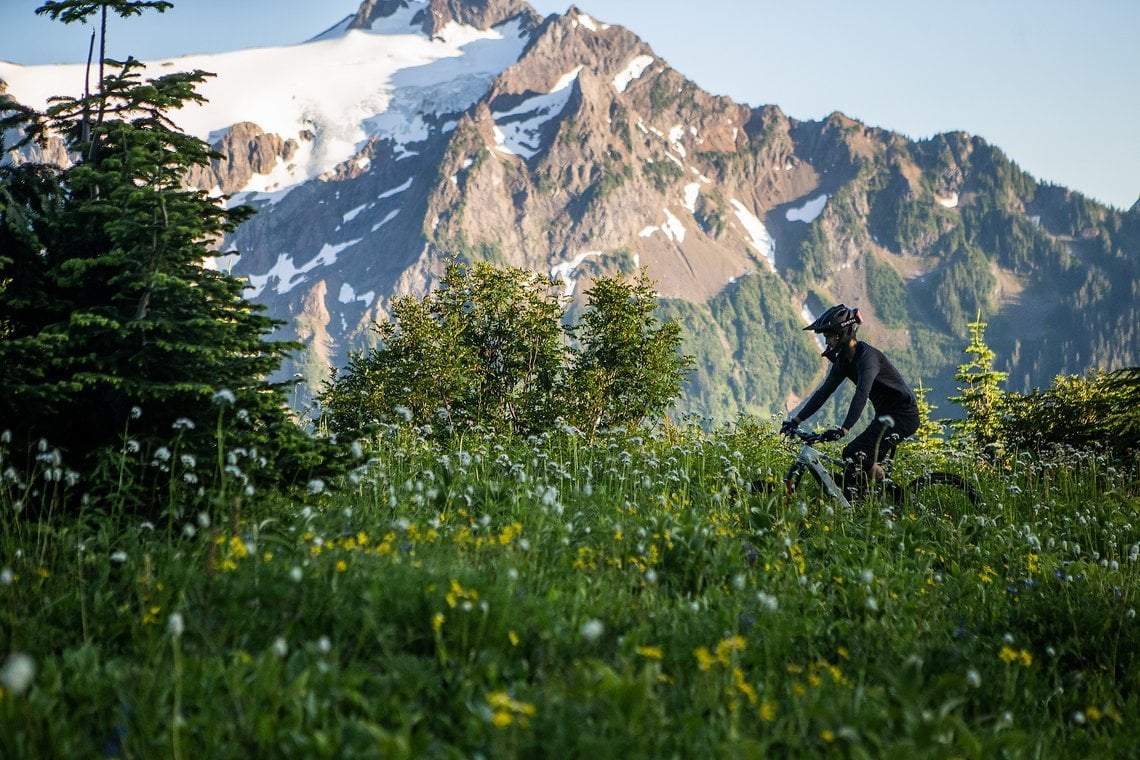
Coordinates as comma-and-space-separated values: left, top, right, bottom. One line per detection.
780, 304, 919, 496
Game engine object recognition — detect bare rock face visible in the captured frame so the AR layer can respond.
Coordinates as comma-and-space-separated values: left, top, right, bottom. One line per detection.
348, 0, 408, 29
349, 0, 539, 34
185, 122, 299, 194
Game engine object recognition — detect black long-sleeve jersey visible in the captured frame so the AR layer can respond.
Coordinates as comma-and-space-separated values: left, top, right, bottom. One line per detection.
794, 341, 916, 431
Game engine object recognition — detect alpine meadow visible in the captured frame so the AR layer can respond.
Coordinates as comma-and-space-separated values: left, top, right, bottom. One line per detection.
1, 1, 1139, 758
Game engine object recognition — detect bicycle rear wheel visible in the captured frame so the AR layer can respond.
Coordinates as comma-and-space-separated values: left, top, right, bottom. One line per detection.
905, 471, 979, 508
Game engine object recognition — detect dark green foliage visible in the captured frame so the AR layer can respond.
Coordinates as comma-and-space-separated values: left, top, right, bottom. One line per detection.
662, 272, 818, 421
567, 274, 694, 437
787, 220, 830, 290
642, 158, 683, 193
321, 260, 565, 439
998, 368, 1140, 461
0, 26, 337, 513
930, 236, 995, 334
864, 254, 909, 326
319, 262, 692, 441
867, 172, 954, 254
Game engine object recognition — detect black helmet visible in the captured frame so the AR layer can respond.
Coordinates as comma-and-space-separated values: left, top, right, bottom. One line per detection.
804, 304, 861, 359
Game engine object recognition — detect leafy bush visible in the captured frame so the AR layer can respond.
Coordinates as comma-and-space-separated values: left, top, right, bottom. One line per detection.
319, 261, 692, 441
998, 368, 1140, 461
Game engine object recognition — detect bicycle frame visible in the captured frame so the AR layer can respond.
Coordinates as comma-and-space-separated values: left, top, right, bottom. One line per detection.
784, 434, 852, 510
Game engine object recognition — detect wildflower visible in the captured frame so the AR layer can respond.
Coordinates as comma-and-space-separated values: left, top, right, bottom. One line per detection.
759, 701, 777, 722
180, 454, 196, 469
172, 418, 196, 431
153, 447, 171, 463
0, 568, 13, 586
290, 566, 303, 583
0, 653, 35, 696
715, 636, 746, 665
110, 551, 128, 564
999, 646, 1033, 666
211, 389, 236, 405
394, 405, 413, 422
432, 613, 445, 633
272, 637, 289, 658
487, 691, 536, 728
635, 645, 664, 660
125, 440, 140, 454
307, 479, 326, 495
130, 406, 142, 419
966, 668, 982, 688
820, 729, 836, 743
317, 636, 331, 654
580, 619, 604, 642
167, 612, 185, 639
757, 592, 778, 612
335, 560, 347, 573
508, 631, 519, 646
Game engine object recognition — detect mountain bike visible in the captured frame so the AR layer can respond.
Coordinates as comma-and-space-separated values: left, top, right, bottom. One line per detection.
754, 425, 979, 512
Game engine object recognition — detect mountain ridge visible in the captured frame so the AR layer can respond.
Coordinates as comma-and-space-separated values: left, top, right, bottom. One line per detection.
2, 0, 1136, 422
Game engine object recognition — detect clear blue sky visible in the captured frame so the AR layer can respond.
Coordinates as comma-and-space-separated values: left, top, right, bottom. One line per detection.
2, 0, 1136, 210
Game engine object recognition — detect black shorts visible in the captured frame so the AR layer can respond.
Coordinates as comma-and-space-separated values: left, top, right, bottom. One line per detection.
842, 408, 919, 470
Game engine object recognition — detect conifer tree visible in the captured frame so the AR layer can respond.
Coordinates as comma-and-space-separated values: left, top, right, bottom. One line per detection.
912, 380, 945, 450
0, 2, 335, 510
948, 316, 1008, 450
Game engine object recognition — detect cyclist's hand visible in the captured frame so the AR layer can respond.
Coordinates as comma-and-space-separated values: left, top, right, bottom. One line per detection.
779, 418, 800, 437
818, 426, 846, 443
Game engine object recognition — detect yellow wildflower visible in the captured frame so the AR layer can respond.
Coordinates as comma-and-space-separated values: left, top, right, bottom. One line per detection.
694, 647, 715, 672
636, 645, 664, 660
759, 701, 777, 722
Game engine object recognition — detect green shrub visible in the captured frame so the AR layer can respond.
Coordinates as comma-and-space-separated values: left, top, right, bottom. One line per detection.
319, 261, 692, 442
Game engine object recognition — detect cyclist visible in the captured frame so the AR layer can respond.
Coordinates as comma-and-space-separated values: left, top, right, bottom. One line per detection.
780, 304, 919, 496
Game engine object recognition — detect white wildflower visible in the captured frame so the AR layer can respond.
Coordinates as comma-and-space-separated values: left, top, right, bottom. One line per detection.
110, 551, 128, 564
272, 637, 289, 658
1, 653, 36, 695
580, 619, 604, 642
211, 389, 236, 405
167, 612, 185, 639
290, 566, 303, 583
172, 418, 195, 431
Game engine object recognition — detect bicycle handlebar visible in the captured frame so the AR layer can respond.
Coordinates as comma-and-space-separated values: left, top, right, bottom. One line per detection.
786, 427, 823, 444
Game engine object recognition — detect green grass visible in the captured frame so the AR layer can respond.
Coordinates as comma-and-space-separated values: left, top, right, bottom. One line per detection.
1, 423, 1138, 757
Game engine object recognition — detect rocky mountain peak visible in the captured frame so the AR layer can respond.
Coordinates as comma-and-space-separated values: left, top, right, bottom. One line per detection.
349, 0, 541, 35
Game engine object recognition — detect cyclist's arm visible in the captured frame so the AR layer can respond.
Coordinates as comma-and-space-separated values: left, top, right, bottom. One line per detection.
840, 350, 880, 431
793, 364, 844, 423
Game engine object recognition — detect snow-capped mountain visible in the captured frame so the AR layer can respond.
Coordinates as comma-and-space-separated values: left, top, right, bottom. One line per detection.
3, 0, 1136, 420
